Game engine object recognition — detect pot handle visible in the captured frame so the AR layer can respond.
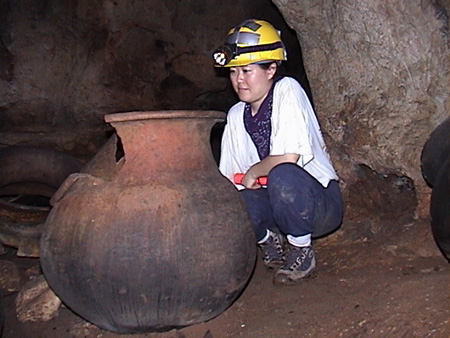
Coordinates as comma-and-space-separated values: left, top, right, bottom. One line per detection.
50, 173, 103, 206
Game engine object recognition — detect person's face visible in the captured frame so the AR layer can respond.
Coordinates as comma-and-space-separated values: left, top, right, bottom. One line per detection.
229, 63, 276, 112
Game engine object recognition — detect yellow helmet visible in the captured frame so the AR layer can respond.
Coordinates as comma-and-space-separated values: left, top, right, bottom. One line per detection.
213, 19, 287, 67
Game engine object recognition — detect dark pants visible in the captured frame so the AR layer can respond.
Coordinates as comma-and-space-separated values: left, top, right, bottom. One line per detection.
240, 163, 343, 242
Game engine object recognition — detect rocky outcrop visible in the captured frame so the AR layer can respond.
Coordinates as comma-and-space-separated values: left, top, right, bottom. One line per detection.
273, 0, 450, 217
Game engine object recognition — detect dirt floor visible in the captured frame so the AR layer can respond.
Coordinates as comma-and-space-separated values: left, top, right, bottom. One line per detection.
1, 217, 449, 338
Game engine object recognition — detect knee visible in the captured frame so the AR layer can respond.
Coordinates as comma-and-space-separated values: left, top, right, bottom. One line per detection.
266, 165, 304, 210
268, 162, 310, 186
268, 163, 302, 197
268, 163, 298, 181
268, 163, 315, 196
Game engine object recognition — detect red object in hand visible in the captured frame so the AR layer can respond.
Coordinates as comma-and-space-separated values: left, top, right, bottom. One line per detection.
233, 173, 268, 186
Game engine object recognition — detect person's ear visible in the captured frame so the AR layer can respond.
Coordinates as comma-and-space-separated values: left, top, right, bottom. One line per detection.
267, 62, 277, 79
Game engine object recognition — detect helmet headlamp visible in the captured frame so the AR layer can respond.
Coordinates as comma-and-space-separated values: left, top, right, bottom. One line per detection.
213, 44, 237, 66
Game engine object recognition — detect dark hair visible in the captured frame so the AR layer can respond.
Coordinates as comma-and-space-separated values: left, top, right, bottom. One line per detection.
257, 61, 285, 77
258, 61, 290, 77
256, 61, 279, 69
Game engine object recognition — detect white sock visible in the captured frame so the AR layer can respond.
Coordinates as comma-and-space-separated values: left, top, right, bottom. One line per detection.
257, 229, 271, 244
287, 233, 311, 247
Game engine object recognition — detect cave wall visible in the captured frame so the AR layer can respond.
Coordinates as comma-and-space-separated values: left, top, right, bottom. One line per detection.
1, 0, 448, 220
273, 0, 450, 217
0, 0, 301, 160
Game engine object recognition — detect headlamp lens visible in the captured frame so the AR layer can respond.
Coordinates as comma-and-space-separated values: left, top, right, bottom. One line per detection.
213, 44, 236, 66
213, 51, 228, 66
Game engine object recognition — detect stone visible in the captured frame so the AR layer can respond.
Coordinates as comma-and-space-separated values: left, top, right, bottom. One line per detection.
15, 274, 62, 322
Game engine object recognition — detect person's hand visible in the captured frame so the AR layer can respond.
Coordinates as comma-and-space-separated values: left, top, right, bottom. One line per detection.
241, 171, 261, 190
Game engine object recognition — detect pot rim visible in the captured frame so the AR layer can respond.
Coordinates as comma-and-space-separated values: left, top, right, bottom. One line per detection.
104, 110, 225, 123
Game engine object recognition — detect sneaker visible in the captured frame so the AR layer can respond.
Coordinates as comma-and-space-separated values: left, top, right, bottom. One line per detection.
259, 231, 286, 269
273, 244, 316, 285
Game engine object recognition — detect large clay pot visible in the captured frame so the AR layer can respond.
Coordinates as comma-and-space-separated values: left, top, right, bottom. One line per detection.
40, 111, 256, 333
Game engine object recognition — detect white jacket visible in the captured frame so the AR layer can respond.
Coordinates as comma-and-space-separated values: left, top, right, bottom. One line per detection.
219, 77, 338, 190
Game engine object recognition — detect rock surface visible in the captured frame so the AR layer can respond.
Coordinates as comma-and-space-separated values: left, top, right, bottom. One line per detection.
273, 0, 450, 217
15, 274, 61, 323
1, 0, 449, 219
0, 0, 302, 160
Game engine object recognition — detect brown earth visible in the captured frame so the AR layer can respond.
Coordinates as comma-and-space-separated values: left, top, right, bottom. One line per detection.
1, 217, 449, 338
